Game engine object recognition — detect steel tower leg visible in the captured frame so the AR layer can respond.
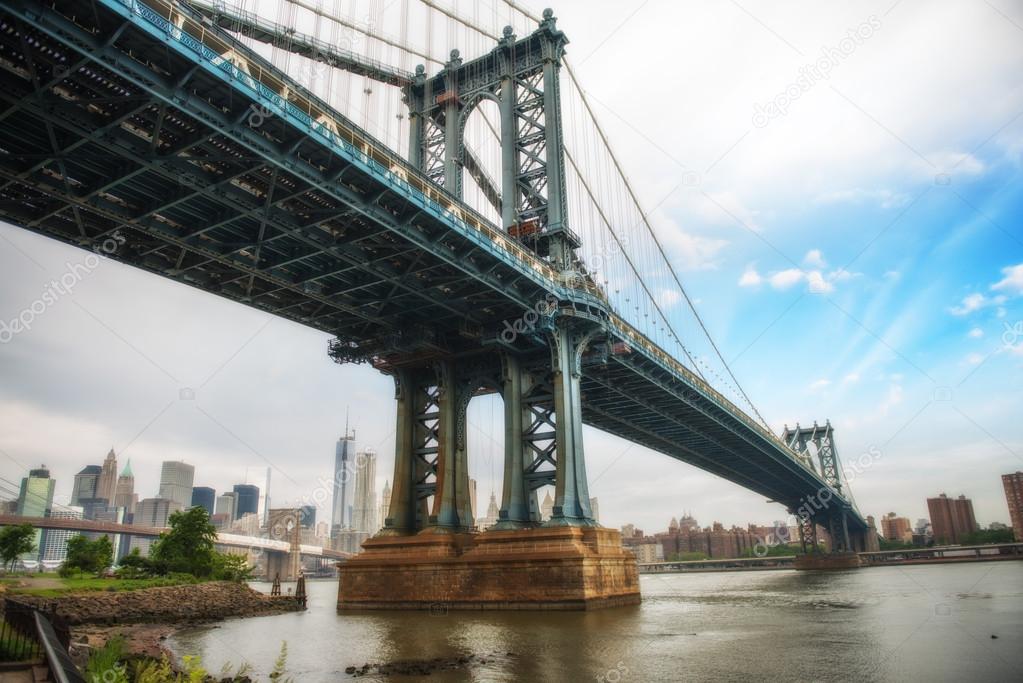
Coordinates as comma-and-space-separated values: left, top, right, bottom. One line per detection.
546, 323, 597, 526
494, 353, 535, 528
426, 360, 472, 532
380, 368, 438, 535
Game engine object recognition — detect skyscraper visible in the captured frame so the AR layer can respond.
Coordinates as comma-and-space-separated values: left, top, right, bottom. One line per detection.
881, 512, 913, 542
299, 504, 316, 529
96, 448, 118, 504
479, 492, 500, 529
191, 486, 216, 515
469, 478, 478, 523
927, 493, 978, 544
70, 465, 101, 506
1002, 472, 1023, 541
332, 430, 356, 533
17, 466, 55, 562
352, 449, 377, 533
158, 461, 195, 509
215, 492, 237, 522
131, 498, 182, 555
113, 460, 137, 517
233, 484, 260, 518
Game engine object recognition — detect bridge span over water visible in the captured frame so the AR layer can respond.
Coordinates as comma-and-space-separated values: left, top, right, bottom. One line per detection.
0, 0, 875, 606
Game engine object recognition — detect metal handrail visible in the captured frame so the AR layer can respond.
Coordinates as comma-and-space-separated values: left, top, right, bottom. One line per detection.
33, 611, 85, 683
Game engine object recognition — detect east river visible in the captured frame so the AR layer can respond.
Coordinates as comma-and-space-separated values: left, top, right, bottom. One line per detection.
169, 562, 1023, 681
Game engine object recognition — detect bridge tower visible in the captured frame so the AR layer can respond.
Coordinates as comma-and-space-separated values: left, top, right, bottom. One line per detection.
337, 10, 639, 610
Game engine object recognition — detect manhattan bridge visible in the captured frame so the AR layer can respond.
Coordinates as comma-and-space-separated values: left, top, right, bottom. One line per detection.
0, 0, 875, 606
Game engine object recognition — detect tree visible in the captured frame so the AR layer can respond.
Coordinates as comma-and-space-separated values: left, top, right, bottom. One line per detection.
61, 534, 114, 577
212, 552, 254, 582
150, 506, 218, 577
0, 524, 37, 572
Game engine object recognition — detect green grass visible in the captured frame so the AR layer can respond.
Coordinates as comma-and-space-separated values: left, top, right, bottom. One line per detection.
2, 575, 201, 597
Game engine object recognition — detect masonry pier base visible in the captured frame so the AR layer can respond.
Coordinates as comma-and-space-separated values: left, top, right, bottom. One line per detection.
337, 526, 641, 610
793, 551, 862, 570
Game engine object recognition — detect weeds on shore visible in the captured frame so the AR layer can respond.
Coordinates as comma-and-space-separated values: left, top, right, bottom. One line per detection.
85, 637, 288, 683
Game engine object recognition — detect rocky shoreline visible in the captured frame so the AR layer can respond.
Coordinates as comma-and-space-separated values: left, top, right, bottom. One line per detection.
12, 581, 303, 667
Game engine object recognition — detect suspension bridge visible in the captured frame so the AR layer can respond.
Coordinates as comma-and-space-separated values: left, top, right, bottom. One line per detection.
0, 0, 875, 608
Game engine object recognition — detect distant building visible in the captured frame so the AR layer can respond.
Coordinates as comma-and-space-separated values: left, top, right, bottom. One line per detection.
215, 492, 237, 522
478, 492, 500, 530
590, 498, 600, 524
70, 465, 102, 506
378, 480, 391, 529
96, 449, 118, 504
299, 505, 316, 529
191, 487, 216, 516
158, 461, 195, 509
351, 449, 377, 534
233, 484, 260, 519
880, 513, 913, 542
1002, 472, 1023, 541
17, 465, 55, 561
40, 506, 84, 563
315, 521, 330, 539
927, 493, 978, 544
540, 491, 554, 521
113, 460, 137, 517
230, 512, 261, 536
332, 431, 356, 532
131, 497, 183, 555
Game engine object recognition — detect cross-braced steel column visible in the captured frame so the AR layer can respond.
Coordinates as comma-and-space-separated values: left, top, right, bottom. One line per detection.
494, 353, 551, 528
426, 360, 473, 532
381, 368, 438, 535
796, 512, 818, 553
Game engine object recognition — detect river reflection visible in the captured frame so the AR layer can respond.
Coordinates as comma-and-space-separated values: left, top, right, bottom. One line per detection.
170, 562, 1023, 682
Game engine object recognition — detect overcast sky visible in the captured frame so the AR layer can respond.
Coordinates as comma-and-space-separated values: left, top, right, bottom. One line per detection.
1, 0, 1022, 534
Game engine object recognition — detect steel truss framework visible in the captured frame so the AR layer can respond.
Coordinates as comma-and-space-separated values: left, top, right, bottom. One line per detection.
0, 0, 870, 541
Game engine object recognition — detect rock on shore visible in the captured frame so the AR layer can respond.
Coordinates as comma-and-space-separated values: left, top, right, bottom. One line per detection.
16, 581, 303, 625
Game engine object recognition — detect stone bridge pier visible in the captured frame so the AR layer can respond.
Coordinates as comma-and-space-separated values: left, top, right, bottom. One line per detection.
337, 320, 640, 610
266, 508, 302, 582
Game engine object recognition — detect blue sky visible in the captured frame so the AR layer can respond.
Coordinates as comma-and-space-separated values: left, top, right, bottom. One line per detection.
0, 0, 1021, 534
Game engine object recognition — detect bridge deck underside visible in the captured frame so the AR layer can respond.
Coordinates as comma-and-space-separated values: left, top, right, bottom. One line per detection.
0, 0, 547, 358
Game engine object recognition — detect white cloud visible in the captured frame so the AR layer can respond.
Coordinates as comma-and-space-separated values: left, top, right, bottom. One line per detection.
992, 263, 1023, 296
884, 270, 901, 281
805, 270, 834, 294
658, 289, 682, 307
842, 372, 860, 385
809, 378, 831, 392
814, 188, 911, 209
738, 264, 762, 287
950, 292, 1006, 315
968, 327, 983, 338
803, 249, 827, 269
769, 268, 804, 290
964, 352, 984, 365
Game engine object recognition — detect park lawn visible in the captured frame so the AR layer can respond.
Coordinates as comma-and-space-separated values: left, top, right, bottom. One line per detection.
1, 574, 201, 597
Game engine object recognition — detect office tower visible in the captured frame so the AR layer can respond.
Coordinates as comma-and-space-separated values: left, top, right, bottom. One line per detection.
299, 505, 316, 529
880, 512, 913, 542
131, 497, 183, 555
158, 461, 195, 509
215, 492, 237, 522
1003, 472, 1023, 541
96, 448, 118, 503
332, 430, 356, 533
379, 480, 391, 529
232, 484, 260, 518
352, 449, 377, 533
113, 459, 137, 516
40, 506, 85, 563
927, 493, 979, 544
17, 465, 55, 561
590, 497, 600, 524
191, 486, 216, 516
70, 465, 101, 506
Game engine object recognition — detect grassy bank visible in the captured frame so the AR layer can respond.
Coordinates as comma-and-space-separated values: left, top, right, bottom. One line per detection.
1, 574, 200, 598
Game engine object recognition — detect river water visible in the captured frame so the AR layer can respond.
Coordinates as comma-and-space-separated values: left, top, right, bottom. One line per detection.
169, 562, 1023, 682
